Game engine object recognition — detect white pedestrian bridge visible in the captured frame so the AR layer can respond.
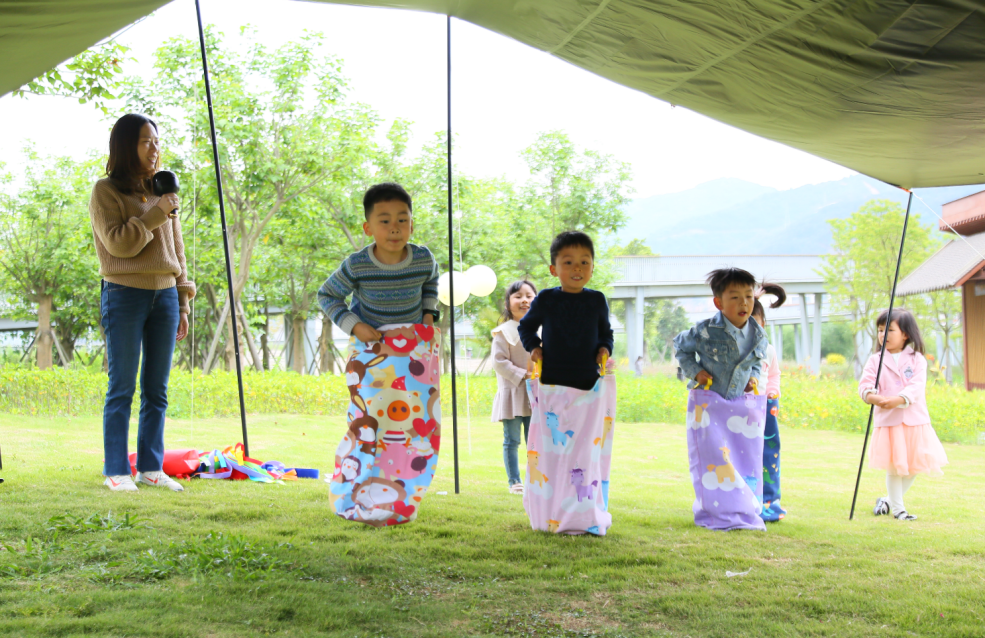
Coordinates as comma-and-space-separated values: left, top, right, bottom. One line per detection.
610, 255, 839, 373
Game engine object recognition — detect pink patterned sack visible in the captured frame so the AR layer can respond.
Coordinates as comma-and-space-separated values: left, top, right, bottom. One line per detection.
523, 370, 616, 535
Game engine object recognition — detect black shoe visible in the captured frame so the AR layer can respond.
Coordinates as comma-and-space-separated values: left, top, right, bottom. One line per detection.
873, 497, 890, 516
894, 510, 917, 521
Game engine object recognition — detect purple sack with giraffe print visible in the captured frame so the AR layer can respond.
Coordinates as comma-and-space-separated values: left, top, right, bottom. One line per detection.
686, 389, 767, 531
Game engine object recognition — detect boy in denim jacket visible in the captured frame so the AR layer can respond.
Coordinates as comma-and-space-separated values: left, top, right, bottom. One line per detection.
674, 268, 768, 400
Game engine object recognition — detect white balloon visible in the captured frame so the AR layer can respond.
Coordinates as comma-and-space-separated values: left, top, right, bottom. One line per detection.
437, 271, 470, 307
464, 265, 498, 297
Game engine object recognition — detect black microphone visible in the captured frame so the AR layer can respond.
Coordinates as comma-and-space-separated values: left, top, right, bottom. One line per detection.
152, 171, 181, 217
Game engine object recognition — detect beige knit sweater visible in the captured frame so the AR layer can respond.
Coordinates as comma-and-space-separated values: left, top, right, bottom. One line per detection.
88, 178, 196, 313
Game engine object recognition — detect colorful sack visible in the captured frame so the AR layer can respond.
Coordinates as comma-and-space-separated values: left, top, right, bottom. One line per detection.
197, 443, 298, 482
329, 323, 441, 527
686, 389, 767, 531
523, 367, 615, 536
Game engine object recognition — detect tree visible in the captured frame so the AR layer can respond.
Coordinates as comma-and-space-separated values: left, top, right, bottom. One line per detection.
124, 28, 379, 372
820, 200, 937, 377
258, 196, 349, 374
13, 41, 131, 115
917, 287, 963, 384
611, 239, 655, 256
644, 299, 690, 361
515, 131, 633, 283
0, 152, 101, 368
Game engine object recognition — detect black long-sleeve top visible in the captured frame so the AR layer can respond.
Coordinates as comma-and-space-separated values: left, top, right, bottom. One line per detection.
518, 287, 615, 391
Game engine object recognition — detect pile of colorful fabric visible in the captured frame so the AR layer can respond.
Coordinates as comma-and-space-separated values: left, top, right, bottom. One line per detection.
127, 443, 317, 484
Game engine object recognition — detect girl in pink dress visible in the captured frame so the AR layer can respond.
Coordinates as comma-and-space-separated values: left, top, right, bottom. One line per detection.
859, 308, 947, 521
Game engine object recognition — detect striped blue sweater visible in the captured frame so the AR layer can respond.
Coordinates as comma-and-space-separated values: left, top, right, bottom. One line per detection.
318, 243, 440, 334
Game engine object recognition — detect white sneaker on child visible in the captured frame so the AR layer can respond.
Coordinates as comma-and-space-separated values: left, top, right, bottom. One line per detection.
873, 497, 890, 516
104, 475, 138, 492
136, 470, 184, 492
894, 510, 917, 521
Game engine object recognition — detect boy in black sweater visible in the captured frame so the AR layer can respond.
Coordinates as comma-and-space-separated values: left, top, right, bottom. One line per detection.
518, 231, 614, 391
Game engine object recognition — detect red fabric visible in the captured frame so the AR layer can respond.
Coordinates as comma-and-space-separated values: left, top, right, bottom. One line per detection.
128, 449, 201, 477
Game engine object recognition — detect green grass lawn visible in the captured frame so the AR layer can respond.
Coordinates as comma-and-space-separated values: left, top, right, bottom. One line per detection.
1, 412, 983, 637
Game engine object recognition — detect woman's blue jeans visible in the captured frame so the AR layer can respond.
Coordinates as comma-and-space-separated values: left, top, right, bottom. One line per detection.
101, 282, 178, 476
502, 416, 530, 486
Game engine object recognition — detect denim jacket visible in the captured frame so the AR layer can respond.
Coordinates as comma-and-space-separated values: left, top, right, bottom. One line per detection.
673, 311, 768, 400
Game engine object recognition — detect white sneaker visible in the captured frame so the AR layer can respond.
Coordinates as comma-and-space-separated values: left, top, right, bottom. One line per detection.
105, 475, 138, 492
136, 470, 184, 492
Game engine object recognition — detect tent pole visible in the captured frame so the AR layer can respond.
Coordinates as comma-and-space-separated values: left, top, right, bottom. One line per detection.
194, 0, 251, 457
849, 189, 913, 520
446, 15, 460, 495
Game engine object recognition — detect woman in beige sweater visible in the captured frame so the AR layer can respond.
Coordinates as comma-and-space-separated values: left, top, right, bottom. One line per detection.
491, 280, 537, 494
90, 114, 196, 493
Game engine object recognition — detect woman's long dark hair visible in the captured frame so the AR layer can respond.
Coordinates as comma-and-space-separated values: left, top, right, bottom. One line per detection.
106, 113, 159, 194
499, 280, 537, 324
876, 308, 925, 354
752, 282, 787, 324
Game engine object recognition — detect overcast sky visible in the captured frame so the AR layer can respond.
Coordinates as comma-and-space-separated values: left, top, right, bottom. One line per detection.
0, 0, 857, 199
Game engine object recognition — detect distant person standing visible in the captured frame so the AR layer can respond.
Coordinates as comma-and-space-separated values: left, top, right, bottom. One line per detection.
89, 114, 195, 493
634, 356, 644, 377
491, 280, 537, 494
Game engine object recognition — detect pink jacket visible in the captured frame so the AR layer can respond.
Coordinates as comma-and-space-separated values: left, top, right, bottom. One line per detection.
764, 344, 781, 398
857, 346, 930, 427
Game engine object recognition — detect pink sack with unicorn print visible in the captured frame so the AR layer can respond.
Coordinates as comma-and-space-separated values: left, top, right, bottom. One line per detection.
523, 362, 615, 535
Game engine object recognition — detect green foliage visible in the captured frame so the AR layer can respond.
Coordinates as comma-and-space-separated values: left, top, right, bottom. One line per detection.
0, 536, 64, 579
4, 365, 981, 442
0, 366, 350, 418
513, 131, 633, 290
46, 512, 147, 535
0, 152, 103, 362
131, 532, 294, 582
610, 238, 654, 256
13, 41, 131, 115
820, 200, 940, 367
820, 320, 855, 359
645, 299, 690, 362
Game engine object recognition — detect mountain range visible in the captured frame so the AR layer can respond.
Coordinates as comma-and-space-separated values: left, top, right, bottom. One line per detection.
617, 175, 984, 255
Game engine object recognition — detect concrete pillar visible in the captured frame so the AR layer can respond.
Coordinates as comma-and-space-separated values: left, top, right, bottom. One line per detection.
794, 324, 803, 363
811, 294, 823, 374
775, 324, 783, 361
635, 287, 646, 363
799, 294, 812, 366
624, 298, 636, 363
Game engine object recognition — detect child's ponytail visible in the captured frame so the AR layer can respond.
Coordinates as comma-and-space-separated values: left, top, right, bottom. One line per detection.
753, 281, 787, 323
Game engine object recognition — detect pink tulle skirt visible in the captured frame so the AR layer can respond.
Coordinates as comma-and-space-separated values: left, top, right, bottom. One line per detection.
869, 424, 948, 477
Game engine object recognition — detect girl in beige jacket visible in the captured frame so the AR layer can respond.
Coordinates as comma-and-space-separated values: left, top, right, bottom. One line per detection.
491, 280, 537, 494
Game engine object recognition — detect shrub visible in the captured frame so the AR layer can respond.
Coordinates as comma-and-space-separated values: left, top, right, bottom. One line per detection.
2, 365, 982, 442
825, 353, 847, 365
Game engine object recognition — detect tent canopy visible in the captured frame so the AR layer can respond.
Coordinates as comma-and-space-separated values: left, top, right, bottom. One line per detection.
3, 0, 985, 189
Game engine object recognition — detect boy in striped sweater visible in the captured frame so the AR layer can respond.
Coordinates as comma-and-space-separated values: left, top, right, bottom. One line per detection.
318, 183, 440, 342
